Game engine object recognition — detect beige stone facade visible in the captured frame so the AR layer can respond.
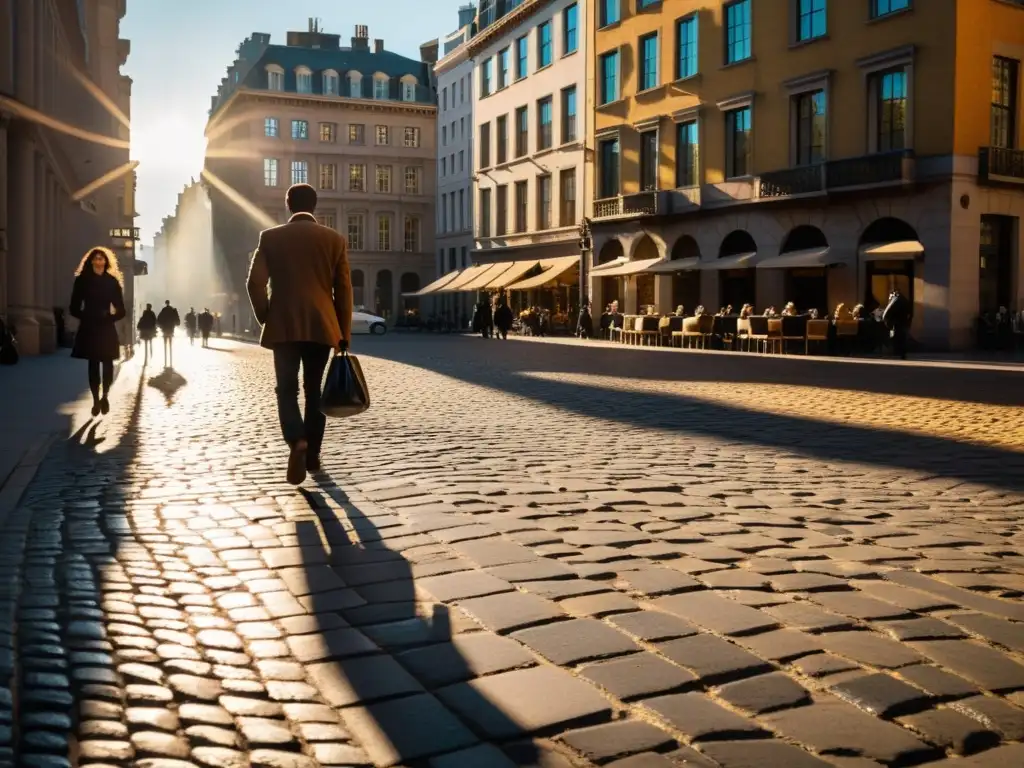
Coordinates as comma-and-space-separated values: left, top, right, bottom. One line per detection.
0, 0, 135, 355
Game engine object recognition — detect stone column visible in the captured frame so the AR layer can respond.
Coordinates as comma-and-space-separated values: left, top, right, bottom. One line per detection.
0, 115, 9, 320
654, 274, 672, 313
7, 124, 39, 353
34, 154, 55, 352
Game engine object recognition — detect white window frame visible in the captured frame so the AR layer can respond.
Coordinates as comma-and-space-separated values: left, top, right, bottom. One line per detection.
400, 75, 418, 102
266, 64, 284, 91
290, 160, 308, 185
347, 213, 364, 251
348, 71, 363, 98
405, 166, 421, 194
319, 163, 337, 190
377, 214, 392, 251
376, 164, 393, 194
404, 126, 421, 147
295, 66, 313, 94
403, 215, 420, 252
291, 119, 309, 140
263, 158, 279, 187
373, 72, 390, 100
323, 69, 339, 96
348, 163, 366, 192
375, 125, 390, 146
264, 117, 279, 137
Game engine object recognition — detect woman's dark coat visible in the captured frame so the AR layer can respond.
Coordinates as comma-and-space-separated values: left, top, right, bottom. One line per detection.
70, 272, 126, 362
494, 305, 513, 332
137, 309, 157, 340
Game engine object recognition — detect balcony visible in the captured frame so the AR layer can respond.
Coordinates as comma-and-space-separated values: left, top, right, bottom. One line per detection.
824, 150, 914, 190
593, 191, 659, 220
758, 165, 825, 199
979, 147, 1024, 185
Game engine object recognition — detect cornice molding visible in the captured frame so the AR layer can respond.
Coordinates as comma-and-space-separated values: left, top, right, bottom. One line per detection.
216, 88, 437, 121
467, 0, 556, 57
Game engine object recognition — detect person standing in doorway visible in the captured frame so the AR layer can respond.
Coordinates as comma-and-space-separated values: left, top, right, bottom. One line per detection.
157, 300, 180, 368
69, 247, 126, 416
882, 289, 911, 360
247, 183, 353, 485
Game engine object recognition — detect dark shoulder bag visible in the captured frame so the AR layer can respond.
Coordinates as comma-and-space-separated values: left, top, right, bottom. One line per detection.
320, 350, 370, 417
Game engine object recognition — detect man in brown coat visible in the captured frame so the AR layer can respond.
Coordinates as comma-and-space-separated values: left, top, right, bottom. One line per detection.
247, 183, 353, 484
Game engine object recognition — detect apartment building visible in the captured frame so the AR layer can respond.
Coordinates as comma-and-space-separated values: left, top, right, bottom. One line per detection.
433, 6, 477, 322
588, 0, 1024, 350
204, 22, 437, 329
464, 0, 591, 303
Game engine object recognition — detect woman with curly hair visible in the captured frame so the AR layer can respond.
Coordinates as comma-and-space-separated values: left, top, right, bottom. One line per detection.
69, 247, 126, 416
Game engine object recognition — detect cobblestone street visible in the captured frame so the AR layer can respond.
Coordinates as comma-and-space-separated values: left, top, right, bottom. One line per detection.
3, 335, 1024, 768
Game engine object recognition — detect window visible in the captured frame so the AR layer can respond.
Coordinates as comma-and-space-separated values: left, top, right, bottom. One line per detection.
375, 125, 390, 145
347, 214, 364, 250
676, 121, 698, 187
479, 122, 491, 168
559, 168, 576, 226
564, 4, 578, 54
349, 163, 366, 192
639, 131, 658, 191
449, 194, 456, 232
514, 180, 528, 232
561, 86, 577, 143
316, 213, 336, 229
291, 160, 308, 185
992, 56, 1019, 149
441, 193, 448, 232
871, 0, 910, 19
538, 21, 552, 68
263, 158, 278, 187
516, 35, 529, 80
481, 58, 493, 97
639, 33, 659, 91
442, 125, 447, 147
496, 185, 508, 235
461, 77, 467, 102
599, 138, 619, 198
677, 15, 698, 79
442, 87, 448, 110
376, 165, 393, 194
441, 157, 447, 177
291, 120, 309, 140
323, 70, 339, 95
267, 66, 284, 90
498, 48, 510, 90
637, 0, 659, 8
795, 90, 826, 165
875, 70, 907, 152
600, 50, 619, 105
319, 163, 337, 190
725, 0, 752, 65
600, 0, 620, 27
402, 80, 417, 102
377, 215, 391, 251
404, 216, 420, 252
459, 150, 465, 171
538, 97, 553, 150
296, 67, 313, 93
349, 124, 365, 144
515, 106, 529, 157
479, 188, 492, 237
497, 115, 508, 164
459, 189, 465, 229
374, 74, 389, 99
264, 117, 279, 137
797, 0, 826, 42
319, 123, 336, 142
348, 71, 362, 98
404, 127, 420, 147
537, 174, 552, 230
725, 107, 752, 177
405, 166, 421, 194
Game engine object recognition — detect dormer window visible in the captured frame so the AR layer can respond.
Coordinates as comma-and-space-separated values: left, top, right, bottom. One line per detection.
400, 74, 418, 102
296, 66, 313, 94
348, 71, 363, 98
373, 72, 389, 100
323, 69, 339, 96
266, 64, 284, 91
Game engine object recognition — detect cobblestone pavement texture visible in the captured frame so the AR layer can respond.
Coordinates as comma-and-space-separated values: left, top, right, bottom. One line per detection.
2, 335, 1024, 768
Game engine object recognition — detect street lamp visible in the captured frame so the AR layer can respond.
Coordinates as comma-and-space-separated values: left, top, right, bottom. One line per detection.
578, 216, 592, 311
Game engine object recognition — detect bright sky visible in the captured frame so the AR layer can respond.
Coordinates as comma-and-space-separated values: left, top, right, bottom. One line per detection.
121, 0, 466, 244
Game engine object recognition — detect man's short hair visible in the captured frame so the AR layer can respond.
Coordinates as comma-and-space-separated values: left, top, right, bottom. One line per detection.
286, 183, 317, 214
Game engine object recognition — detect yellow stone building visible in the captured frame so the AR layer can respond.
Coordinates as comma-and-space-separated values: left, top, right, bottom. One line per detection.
586, 0, 1024, 349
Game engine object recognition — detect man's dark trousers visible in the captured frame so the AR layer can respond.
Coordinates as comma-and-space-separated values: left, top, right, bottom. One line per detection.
273, 342, 332, 457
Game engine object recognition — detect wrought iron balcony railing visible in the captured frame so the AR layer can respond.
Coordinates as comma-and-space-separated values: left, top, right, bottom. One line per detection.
979, 146, 1024, 185
757, 165, 825, 198
825, 150, 914, 189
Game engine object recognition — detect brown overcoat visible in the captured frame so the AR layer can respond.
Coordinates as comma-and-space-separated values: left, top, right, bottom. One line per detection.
246, 212, 353, 348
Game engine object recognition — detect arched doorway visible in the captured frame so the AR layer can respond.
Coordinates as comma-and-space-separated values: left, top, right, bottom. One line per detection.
400, 273, 421, 312
597, 239, 624, 308
352, 270, 365, 309
633, 235, 658, 310
780, 225, 829, 315
375, 270, 393, 318
719, 230, 757, 312
858, 218, 920, 313
670, 235, 701, 312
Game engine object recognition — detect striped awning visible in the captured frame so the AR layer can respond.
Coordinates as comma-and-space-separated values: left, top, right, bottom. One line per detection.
506, 256, 580, 290
458, 262, 516, 291
859, 240, 924, 261
485, 260, 540, 289
402, 269, 462, 296
590, 257, 662, 278
436, 264, 494, 292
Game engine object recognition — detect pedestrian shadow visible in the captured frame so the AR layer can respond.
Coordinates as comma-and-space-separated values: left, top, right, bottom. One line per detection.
146, 367, 187, 406
296, 476, 542, 767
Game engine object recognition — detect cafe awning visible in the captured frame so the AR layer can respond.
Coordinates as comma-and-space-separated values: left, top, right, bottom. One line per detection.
756, 246, 841, 269
859, 240, 924, 261
644, 257, 699, 274
506, 255, 580, 290
403, 269, 462, 296
590, 257, 662, 278
485, 260, 540, 289
436, 263, 494, 292
590, 256, 629, 274
458, 261, 516, 291
696, 252, 758, 270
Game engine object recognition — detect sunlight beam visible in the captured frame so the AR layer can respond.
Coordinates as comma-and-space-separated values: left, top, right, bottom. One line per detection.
64, 62, 131, 131
0, 95, 130, 149
71, 160, 140, 202
204, 146, 264, 161
199, 167, 275, 230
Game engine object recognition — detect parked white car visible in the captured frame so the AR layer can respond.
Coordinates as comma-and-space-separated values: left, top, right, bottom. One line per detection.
352, 310, 387, 335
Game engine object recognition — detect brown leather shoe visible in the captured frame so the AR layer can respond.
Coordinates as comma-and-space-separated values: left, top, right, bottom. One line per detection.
286, 439, 308, 485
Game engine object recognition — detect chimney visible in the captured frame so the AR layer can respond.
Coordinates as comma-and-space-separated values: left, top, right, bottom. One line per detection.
420, 39, 439, 66
458, 3, 476, 29
352, 24, 369, 51
374, 39, 384, 54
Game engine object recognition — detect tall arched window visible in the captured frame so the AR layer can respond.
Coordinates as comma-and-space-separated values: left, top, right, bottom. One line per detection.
265, 64, 284, 91
373, 72, 390, 100
323, 69, 339, 96
295, 65, 313, 94
400, 74, 418, 102
348, 70, 363, 98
